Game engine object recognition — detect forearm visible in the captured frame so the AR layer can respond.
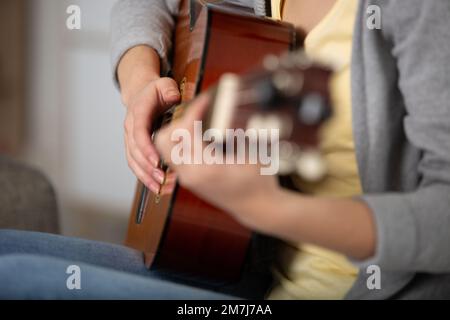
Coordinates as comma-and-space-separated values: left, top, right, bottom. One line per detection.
256, 189, 376, 260
117, 45, 161, 106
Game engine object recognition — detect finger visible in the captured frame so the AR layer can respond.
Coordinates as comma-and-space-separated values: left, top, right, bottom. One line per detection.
182, 93, 210, 125
125, 134, 160, 193
164, 171, 178, 184
153, 125, 174, 168
155, 168, 177, 195
127, 115, 159, 170
128, 77, 180, 166
173, 94, 210, 165
154, 94, 211, 170
160, 181, 176, 195
129, 134, 158, 174
126, 115, 160, 176
130, 160, 160, 194
131, 109, 161, 166
151, 167, 166, 185
156, 77, 181, 107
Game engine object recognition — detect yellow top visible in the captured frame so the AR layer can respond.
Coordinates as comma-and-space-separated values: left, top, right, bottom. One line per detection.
268, 0, 361, 299
270, 0, 283, 20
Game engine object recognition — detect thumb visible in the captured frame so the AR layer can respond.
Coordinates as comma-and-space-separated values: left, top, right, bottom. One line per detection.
153, 124, 173, 167
156, 77, 181, 106
154, 94, 210, 167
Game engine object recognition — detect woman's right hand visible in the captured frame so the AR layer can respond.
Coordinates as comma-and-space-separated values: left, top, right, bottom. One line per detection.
123, 77, 180, 195
118, 46, 180, 195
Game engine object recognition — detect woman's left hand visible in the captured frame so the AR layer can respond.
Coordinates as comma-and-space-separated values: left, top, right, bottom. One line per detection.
154, 94, 281, 231
155, 94, 376, 260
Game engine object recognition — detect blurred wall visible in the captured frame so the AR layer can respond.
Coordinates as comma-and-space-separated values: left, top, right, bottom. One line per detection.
0, 0, 24, 153
20, 0, 135, 243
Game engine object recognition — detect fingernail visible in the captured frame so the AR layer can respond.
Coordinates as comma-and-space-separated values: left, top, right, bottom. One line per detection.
148, 182, 160, 194
152, 169, 165, 184
149, 155, 159, 167
161, 184, 175, 195
164, 173, 177, 184
165, 90, 180, 100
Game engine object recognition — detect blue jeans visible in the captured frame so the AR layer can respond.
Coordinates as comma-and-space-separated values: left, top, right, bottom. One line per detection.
0, 230, 267, 299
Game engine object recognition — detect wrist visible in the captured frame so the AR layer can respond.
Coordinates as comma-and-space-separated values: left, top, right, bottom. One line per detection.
120, 68, 160, 106
234, 184, 287, 234
251, 187, 306, 237
117, 45, 162, 106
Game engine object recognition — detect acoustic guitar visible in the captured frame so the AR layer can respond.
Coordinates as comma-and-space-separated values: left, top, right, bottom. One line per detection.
125, 0, 331, 283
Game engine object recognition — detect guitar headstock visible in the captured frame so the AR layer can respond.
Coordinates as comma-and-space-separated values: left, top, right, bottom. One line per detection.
205, 51, 333, 181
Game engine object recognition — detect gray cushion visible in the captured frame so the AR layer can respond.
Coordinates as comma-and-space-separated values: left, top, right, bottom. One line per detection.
0, 156, 59, 233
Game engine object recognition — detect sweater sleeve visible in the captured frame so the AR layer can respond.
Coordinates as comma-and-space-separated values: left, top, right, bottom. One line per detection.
110, 0, 181, 87
355, 0, 450, 272
110, 0, 261, 89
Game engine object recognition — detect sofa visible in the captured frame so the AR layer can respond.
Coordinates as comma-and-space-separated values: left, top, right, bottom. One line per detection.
0, 155, 59, 233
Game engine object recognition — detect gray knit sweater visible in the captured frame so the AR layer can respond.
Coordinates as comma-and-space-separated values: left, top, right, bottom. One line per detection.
111, 0, 450, 299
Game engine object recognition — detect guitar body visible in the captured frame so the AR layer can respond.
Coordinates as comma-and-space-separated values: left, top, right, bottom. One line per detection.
126, 0, 302, 282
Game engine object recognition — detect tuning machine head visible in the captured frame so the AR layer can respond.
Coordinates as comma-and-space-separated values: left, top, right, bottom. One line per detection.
246, 113, 293, 139
279, 141, 327, 182
263, 51, 313, 72
298, 93, 331, 126
295, 149, 327, 182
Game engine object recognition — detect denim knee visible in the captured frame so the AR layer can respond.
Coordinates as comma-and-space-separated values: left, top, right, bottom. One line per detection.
0, 254, 44, 298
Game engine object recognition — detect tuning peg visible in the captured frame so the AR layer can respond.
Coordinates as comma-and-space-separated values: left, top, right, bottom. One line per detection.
247, 114, 293, 139
291, 51, 313, 69
298, 93, 330, 126
254, 78, 278, 109
247, 114, 265, 131
295, 149, 327, 182
272, 70, 304, 97
278, 141, 300, 175
263, 54, 280, 71
277, 51, 313, 70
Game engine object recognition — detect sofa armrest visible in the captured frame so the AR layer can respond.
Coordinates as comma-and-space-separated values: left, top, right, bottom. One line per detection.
0, 156, 59, 233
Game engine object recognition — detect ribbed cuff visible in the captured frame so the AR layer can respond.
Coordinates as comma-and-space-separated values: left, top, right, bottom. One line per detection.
349, 194, 417, 271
